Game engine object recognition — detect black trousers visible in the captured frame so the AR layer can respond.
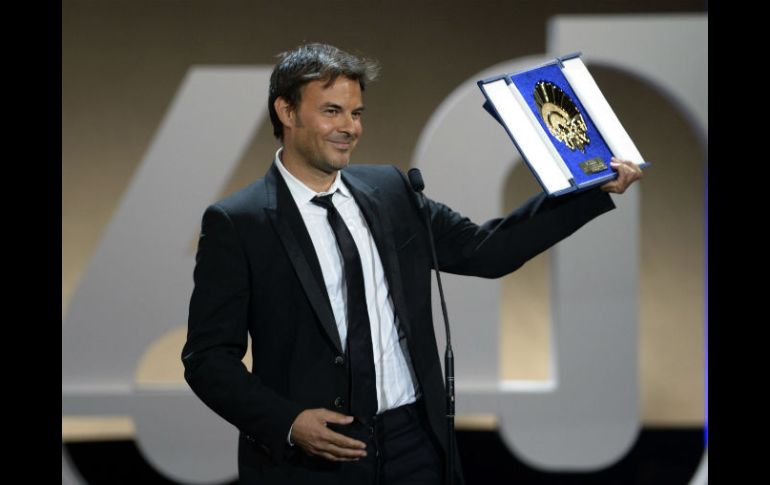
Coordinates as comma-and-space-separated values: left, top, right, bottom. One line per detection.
250, 400, 444, 485
347, 400, 444, 485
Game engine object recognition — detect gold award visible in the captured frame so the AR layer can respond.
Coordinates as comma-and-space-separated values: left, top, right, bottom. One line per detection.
533, 81, 591, 153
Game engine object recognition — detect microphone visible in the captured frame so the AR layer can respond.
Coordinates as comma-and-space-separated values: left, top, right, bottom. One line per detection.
407, 168, 456, 485
407, 169, 426, 211
407, 168, 425, 192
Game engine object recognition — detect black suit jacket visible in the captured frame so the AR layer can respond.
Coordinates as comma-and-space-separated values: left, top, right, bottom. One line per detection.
182, 162, 616, 483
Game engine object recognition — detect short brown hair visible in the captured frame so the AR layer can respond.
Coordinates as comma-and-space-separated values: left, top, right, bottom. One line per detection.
268, 43, 380, 140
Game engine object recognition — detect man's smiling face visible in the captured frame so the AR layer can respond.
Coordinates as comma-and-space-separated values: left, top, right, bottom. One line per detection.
284, 76, 365, 176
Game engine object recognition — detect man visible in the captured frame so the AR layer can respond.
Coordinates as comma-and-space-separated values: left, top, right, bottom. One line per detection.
182, 43, 642, 484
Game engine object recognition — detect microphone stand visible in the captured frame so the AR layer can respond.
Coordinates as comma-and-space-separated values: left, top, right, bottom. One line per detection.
408, 169, 455, 485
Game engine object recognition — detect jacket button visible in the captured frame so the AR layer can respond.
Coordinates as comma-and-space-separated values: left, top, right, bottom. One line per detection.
334, 396, 344, 408
334, 355, 344, 366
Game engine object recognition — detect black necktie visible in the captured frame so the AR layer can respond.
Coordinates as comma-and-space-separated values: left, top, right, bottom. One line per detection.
311, 193, 378, 418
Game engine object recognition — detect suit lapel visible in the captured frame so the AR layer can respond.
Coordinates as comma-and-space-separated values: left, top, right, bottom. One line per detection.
342, 170, 414, 343
264, 164, 344, 353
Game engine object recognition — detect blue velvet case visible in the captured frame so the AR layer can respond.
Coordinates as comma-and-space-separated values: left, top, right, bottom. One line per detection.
478, 53, 648, 197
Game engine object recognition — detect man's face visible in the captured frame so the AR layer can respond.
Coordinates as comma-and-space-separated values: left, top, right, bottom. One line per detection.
283, 76, 364, 174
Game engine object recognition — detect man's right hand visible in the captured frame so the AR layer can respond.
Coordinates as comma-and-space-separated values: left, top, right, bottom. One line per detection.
290, 408, 368, 462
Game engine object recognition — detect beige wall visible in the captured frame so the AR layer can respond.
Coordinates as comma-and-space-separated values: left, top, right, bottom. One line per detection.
63, 0, 707, 437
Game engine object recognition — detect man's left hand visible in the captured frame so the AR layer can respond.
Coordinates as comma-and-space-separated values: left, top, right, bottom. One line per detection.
601, 157, 643, 194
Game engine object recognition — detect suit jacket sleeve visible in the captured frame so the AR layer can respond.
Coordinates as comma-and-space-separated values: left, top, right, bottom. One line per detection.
415, 176, 617, 277
182, 203, 303, 462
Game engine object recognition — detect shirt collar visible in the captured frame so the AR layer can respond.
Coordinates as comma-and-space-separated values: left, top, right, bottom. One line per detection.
274, 147, 352, 206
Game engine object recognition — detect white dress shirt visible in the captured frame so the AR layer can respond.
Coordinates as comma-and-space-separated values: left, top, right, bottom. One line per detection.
274, 149, 418, 418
